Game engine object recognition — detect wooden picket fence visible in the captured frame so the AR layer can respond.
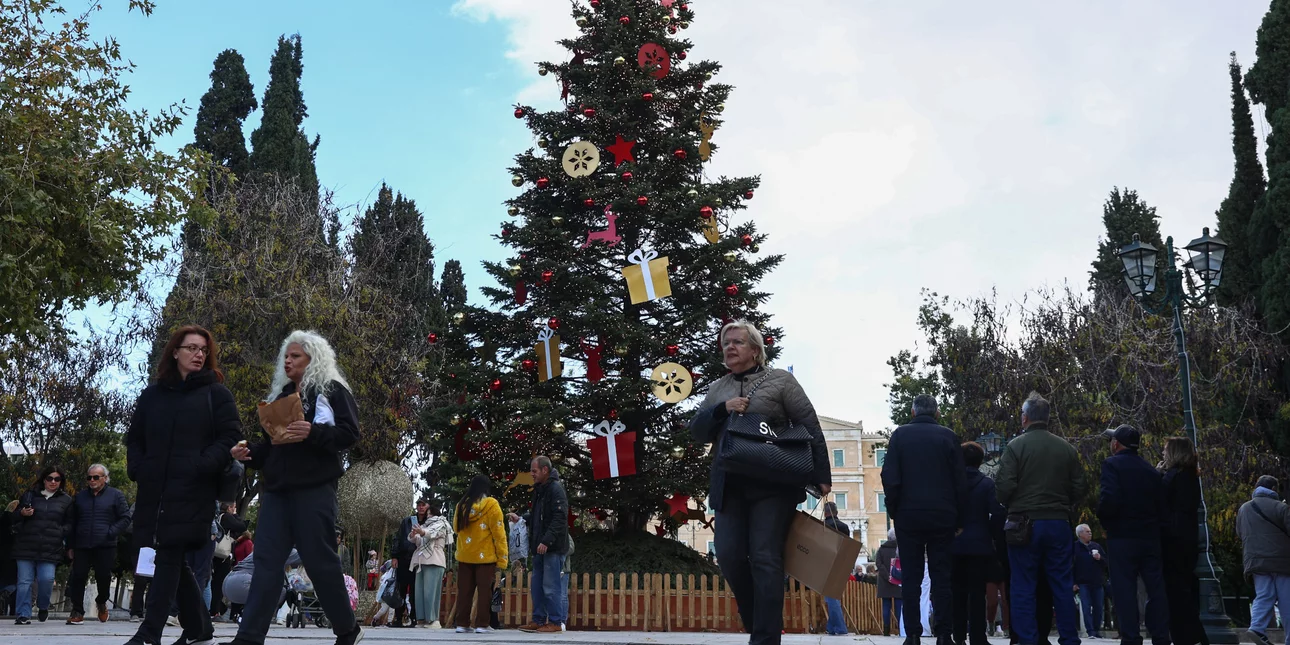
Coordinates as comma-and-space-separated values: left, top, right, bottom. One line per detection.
440, 571, 885, 634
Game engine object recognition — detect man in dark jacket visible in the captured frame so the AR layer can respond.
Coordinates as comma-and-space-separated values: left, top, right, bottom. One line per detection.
951, 442, 1003, 645
508, 456, 569, 634
995, 392, 1085, 645
66, 463, 131, 625
881, 394, 967, 645
1097, 425, 1169, 645
1236, 475, 1290, 645
1072, 524, 1107, 639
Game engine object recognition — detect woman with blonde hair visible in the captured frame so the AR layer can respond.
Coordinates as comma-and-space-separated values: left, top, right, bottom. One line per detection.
689, 319, 831, 645
1160, 436, 1206, 645
225, 330, 363, 645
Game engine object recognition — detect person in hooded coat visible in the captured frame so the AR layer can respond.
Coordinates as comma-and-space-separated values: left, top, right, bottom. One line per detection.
124, 325, 242, 645
950, 442, 1004, 645
876, 529, 903, 637
10, 464, 74, 625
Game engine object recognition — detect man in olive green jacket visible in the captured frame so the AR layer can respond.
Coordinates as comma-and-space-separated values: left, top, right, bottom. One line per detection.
994, 393, 1086, 645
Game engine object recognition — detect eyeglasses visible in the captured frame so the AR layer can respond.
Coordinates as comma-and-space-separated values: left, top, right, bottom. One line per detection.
87, 475, 103, 481
179, 344, 209, 355
45, 476, 62, 483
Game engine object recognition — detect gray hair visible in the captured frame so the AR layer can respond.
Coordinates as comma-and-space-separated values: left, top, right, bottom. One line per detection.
88, 463, 109, 481
267, 330, 350, 401
1075, 523, 1090, 536
720, 319, 768, 367
912, 394, 938, 417
532, 455, 553, 471
1022, 391, 1050, 423
887, 528, 896, 541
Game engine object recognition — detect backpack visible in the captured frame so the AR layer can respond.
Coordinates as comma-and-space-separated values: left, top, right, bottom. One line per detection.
889, 556, 903, 586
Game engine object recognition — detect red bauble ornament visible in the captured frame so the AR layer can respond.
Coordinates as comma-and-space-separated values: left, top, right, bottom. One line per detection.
541, 270, 554, 284
700, 206, 714, 218
642, 92, 654, 102
513, 107, 525, 119
607, 409, 619, 420
448, 373, 457, 380
426, 333, 438, 344
583, 198, 595, 207
744, 189, 754, 199
668, 25, 677, 34
548, 317, 561, 330
490, 378, 503, 391
673, 148, 687, 160
741, 234, 753, 247
666, 344, 679, 356
621, 171, 633, 182
619, 15, 630, 25
765, 336, 776, 347
583, 107, 597, 117
679, 3, 688, 9
514, 432, 528, 442
691, 370, 701, 381
590, 0, 601, 8
677, 51, 687, 60
636, 195, 649, 206
521, 359, 537, 372
725, 284, 740, 296
501, 227, 511, 238
537, 177, 551, 189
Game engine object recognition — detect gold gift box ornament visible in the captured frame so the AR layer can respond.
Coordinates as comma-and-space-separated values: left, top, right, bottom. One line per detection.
535, 325, 563, 383
622, 247, 672, 305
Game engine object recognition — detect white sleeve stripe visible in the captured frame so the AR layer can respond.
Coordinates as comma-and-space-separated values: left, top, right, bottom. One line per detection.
315, 393, 336, 425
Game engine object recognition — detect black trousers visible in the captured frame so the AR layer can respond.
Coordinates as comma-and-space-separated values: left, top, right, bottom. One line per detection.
1108, 538, 1170, 645
134, 546, 210, 643
211, 557, 233, 615
1163, 538, 1207, 645
713, 487, 798, 645
952, 554, 991, 645
395, 559, 416, 623
130, 576, 151, 617
68, 546, 117, 614
234, 484, 357, 644
897, 526, 955, 639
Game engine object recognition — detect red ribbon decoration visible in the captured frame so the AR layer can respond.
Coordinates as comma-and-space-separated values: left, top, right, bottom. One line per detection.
561, 51, 588, 102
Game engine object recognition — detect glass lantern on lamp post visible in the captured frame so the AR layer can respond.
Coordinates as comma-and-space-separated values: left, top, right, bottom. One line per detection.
1118, 227, 1235, 644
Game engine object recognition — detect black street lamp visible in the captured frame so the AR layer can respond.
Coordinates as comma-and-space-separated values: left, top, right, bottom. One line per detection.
1118, 227, 1236, 644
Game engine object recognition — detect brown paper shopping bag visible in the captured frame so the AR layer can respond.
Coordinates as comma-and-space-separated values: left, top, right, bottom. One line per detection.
783, 510, 863, 598
256, 392, 306, 444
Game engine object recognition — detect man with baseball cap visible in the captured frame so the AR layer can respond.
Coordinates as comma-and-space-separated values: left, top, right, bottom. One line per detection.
1097, 425, 1169, 645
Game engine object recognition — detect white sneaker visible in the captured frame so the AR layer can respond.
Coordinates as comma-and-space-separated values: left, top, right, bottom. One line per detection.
166, 615, 179, 627
475, 627, 488, 634
456, 626, 468, 633
429, 621, 442, 629
561, 623, 567, 632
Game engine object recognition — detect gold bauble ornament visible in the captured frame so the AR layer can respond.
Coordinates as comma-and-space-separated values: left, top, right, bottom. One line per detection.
552, 421, 566, 434
714, 197, 723, 206
452, 312, 466, 325
614, 345, 629, 356
511, 175, 524, 187
507, 206, 520, 217
705, 72, 713, 80
450, 414, 462, 426
724, 251, 737, 262
750, 244, 761, 253
553, 131, 562, 140
575, 16, 589, 27
671, 446, 686, 459
551, 215, 565, 224
614, 56, 626, 66
715, 103, 726, 113
680, 21, 690, 29
687, 188, 699, 198
538, 67, 549, 77
662, 15, 671, 23
508, 264, 522, 277
538, 137, 550, 148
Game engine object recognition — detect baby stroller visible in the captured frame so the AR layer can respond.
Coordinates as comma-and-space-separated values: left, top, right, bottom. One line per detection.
283, 553, 330, 629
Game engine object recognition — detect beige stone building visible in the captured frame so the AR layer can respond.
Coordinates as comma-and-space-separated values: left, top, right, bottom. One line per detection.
672, 415, 891, 560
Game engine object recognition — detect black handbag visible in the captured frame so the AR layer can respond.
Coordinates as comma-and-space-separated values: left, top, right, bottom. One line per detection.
718, 376, 816, 485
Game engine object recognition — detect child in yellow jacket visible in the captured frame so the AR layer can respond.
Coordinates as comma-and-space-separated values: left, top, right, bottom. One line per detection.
452, 475, 508, 633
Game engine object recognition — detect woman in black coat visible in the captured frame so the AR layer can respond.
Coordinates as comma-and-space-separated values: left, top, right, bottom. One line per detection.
125, 325, 242, 645
1161, 437, 1208, 645
10, 464, 74, 624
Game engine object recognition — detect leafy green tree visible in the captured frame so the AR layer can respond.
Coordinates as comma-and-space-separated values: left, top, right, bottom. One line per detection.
1215, 54, 1267, 308
0, 0, 212, 352
426, 0, 781, 533
193, 49, 257, 177
1089, 188, 1165, 297
249, 35, 320, 210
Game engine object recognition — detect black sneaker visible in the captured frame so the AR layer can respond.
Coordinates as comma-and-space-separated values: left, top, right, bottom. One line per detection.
334, 625, 364, 645
123, 639, 148, 645
171, 633, 215, 645
14, 616, 30, 625
215, 639, 259, 645
37, 608, 48, 622
1249, 631, 1274, 645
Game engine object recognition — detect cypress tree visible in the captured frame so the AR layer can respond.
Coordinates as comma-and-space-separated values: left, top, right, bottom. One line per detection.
440, 260, 467, 313
1216, 54, 1267, 308
1245, 0, 1290, 118
192, 49, 256, 176
1257, 85, 1290, 336
1089, 187, 1165, 297
249, 34, 320, 207
350, 183, 443, 340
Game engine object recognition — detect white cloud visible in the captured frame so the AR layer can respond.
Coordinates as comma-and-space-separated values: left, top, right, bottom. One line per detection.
453, 0, 1271, 431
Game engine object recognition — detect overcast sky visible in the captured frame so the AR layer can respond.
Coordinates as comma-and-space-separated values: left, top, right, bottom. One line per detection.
91, 0, 1272, 432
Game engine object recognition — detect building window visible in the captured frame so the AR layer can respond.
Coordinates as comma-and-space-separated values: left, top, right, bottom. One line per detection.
835, 492, 848, 510
706, 540, 715, 555
806, 496, 820, 511
833, 449, 845, 468
877, 492, 887, 512
875, 448, 886, 467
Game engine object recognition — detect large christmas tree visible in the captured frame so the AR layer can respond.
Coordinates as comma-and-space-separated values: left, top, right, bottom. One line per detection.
427, 0, 783, 533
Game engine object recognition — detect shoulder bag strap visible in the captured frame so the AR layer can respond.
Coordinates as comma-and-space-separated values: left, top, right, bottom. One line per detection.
1251, 500, 1290, 540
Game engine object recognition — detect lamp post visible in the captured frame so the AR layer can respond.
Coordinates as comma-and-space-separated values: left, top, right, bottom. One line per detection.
978, 432, 1005, 476
1117, 227, 1236, 644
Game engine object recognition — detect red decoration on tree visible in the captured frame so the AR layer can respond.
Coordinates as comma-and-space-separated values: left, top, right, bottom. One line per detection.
744, 189, 754, 199
621, 171, 633, 183
561, 51, 588, 101
637, 43, 671, 79
536, 177, 551, 189
642, 92, 654, 102
590, 0, 601, 8
606, 135, 636, 167
741, 234, 753, 247
501, 226, 511, 238
666, 344, 679, 356
673, 149, 687, 160
665, 494, 692, 520
454, 419, 484, 461
636, 195, 649, 206
677, 51, 687, 61
654, 524, 666, 537
594, 509, 609, 521
583, 107, 597, 117
764, 336, 775, 347
490, 378, 503, 391
583, 198, 595, 207
699, 206, 714, 219
548, 317, 561, 330
513, 107, 525, 119
541, 270, 554, 284
514, 432, 528, 442
514, 280, 527, 305
521, 359, 537, 372
589, 420, 638, 480
581, 339, 605, 383
426, 333, 438, 344
725, 284, 740, 296
618, 15, 630, 25
607, 408, 619, 420
660, 0, 675, 7
668, 25, 678, 34
679, 3, 688, 9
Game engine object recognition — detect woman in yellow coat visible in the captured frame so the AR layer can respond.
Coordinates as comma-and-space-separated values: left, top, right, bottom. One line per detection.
452, 474, 508, 633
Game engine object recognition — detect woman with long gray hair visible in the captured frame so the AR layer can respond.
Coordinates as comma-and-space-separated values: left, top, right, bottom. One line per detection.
223, 330, 362, 645
688, 319, 832, 645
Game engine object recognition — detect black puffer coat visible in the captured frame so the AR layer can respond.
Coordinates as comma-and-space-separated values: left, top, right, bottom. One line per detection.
71, 486, 131, 549
10, 489, 74, 562
127, 369, 242, 549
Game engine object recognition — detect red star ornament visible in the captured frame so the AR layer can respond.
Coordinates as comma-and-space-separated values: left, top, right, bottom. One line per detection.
606, 135, 636, 168
661, 0, 674, 7
665, 494, 692, 520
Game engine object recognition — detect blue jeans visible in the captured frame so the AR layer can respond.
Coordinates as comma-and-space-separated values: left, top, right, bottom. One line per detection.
825, 596, 847, 635
1008, 519, 1080, 645
882, 597, 903, 634
1252, 573, 1290, 644
15, 560, 56, 618
1077, 583, 1104, 637
560, 572, 570, 623
530, 553, 567, 625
